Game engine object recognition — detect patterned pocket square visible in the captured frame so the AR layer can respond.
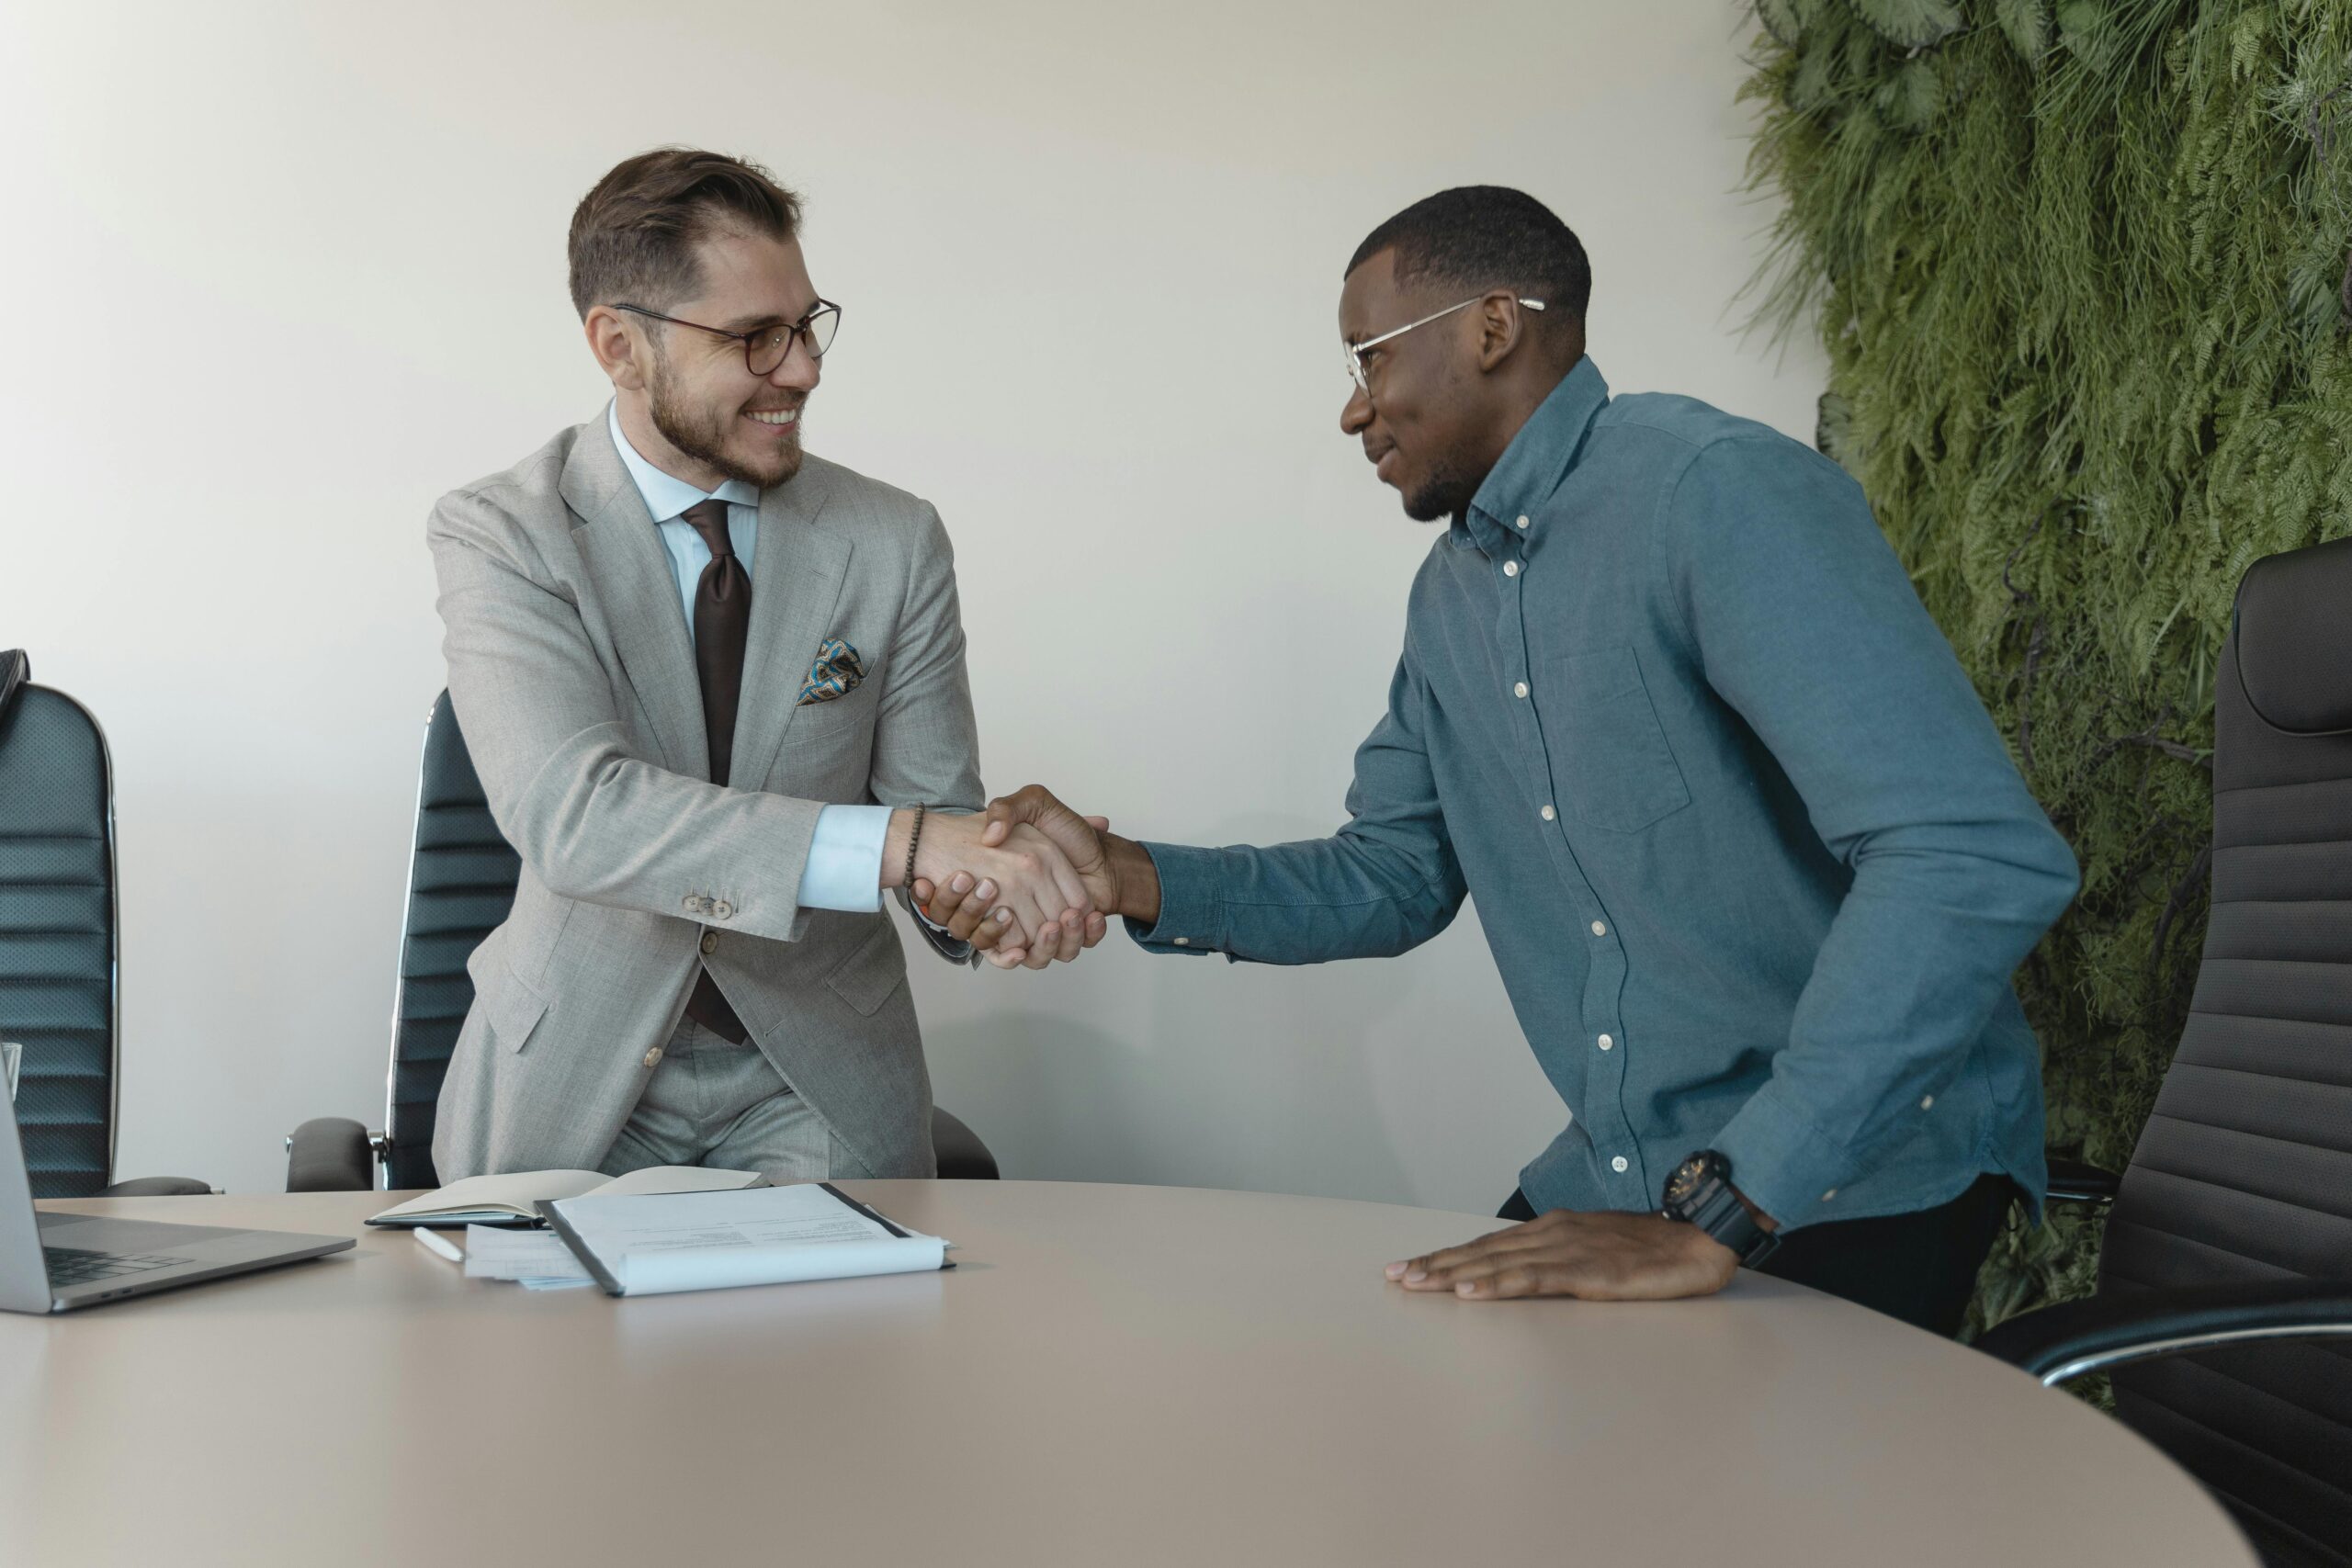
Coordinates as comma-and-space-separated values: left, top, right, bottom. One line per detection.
797, 637, 866, 705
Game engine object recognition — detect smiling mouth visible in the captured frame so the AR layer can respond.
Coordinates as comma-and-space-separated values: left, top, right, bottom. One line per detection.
746, 407, 799, 427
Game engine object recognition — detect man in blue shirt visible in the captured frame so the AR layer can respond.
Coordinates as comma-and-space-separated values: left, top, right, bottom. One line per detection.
918, 187, 2078, 1334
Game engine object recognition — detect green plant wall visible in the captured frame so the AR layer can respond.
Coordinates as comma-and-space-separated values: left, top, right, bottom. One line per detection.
1739, 0, 2352, 1333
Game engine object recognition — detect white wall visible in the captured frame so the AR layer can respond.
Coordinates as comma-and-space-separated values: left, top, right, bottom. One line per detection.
0, 1, 1826, 1202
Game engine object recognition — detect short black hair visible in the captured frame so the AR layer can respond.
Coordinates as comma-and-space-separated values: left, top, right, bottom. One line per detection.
1346, 186, 1590, 323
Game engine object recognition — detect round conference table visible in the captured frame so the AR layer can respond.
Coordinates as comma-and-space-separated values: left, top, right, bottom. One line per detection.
0, 1181, 2253, 1567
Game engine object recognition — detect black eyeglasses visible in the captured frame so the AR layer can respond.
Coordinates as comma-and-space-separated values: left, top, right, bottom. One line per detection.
615, 299, 842, 375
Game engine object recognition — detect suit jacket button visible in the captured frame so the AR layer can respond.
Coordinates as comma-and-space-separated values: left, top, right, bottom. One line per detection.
642, 1046, 663, 1067
700, 931, 718, 954
712, 899, 734, 919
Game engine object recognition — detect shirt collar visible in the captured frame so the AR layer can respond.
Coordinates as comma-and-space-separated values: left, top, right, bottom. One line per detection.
1460, 355, 1611, 555
606, 401, 761, 525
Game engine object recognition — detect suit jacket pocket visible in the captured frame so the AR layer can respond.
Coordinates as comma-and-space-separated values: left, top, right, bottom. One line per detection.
1544, 645, 1692, 833
823, 916, 907, 1019
483, 964, 551, 1054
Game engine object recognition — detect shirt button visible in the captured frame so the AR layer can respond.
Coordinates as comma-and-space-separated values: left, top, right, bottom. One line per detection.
642, 1046, 663, 1068
1515, 514, 1530, 530
700, 931, 718, 955
1590, 920, 1607, 937
1919, 1095, 1934, 1111
712, 900, 734, 919
1822, 1189, 1838, 1201
1540, 805, 1556, 822
1513, 682, 1529, 699
682, 896, 702, 914
1503, 560, 1520, 578
1597, 1033, 1612, 1051
1172, 937, 1190, 947
1611, 1156, 1629, 1174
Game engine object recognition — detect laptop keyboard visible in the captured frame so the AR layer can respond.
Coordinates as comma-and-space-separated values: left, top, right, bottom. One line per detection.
44, 1246, 194, 1286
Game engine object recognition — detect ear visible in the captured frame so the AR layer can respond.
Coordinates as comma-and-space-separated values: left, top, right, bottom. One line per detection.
583, 305, 651, 393
1473, 292, 1532, 374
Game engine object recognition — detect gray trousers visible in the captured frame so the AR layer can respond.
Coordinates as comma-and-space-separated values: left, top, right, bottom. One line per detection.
597, 1017, 874, 1181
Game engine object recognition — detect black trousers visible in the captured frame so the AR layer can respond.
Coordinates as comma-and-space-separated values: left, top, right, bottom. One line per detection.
1497, 1172, 2016, 1337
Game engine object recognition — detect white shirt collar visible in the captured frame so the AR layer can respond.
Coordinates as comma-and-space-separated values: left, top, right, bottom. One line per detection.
607, 402, 761, 525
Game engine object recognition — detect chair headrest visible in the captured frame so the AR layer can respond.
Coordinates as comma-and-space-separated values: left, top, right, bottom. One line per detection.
2233, 536, 2352, 736
0, 650, 27, 727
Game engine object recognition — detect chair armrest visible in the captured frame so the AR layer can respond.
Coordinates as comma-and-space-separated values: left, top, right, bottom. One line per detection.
2043, 1155, 2120, 1206
286, 1117, 376, 1192
1975, 1278, 2352, 1384
930, 1106, 999, 1179
98, 1176, 215, 1197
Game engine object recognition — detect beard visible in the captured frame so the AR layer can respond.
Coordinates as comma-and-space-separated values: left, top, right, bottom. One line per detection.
646, 354, 804, 490
1401, 455, 1479, 524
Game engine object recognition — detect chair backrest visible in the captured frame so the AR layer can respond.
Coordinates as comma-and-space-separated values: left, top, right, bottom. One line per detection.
0, 658, 118, 1197
2101, 536, 2352, 1564
383, 691, 520, 1190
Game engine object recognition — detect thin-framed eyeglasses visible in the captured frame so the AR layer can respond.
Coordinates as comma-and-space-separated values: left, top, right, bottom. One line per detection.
1343, 292, 1544, 395
615, 299, 842, 376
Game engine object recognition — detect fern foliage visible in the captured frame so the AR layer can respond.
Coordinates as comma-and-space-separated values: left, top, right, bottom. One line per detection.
1740, 0, 2352, 1335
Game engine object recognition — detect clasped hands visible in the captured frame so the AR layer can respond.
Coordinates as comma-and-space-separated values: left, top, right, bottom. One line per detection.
906, 785, 1134, 970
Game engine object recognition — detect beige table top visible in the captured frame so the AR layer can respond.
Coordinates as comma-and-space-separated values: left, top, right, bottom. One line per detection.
0, 1182, 2251, 1567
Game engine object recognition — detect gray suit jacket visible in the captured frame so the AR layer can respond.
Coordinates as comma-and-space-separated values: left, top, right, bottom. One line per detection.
425, 410, 981, 1181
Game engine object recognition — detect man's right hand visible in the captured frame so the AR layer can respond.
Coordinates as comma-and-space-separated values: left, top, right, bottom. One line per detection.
888, 808, 1097, 966
914, 784, 1161, 965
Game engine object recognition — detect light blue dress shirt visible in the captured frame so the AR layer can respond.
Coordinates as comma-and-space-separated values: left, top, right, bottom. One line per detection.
608, 404, 891, 913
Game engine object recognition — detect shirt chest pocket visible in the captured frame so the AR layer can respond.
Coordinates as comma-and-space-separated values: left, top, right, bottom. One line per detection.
1539, 645, 1691, 833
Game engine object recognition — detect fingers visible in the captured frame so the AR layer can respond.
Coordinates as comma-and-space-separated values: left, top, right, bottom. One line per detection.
1050, 910, 1084, 964
1009, 823, 1091, 917
945, 880, 1000, 943
1384, 1217, 1560, 1283
1080, 910, 1109, 948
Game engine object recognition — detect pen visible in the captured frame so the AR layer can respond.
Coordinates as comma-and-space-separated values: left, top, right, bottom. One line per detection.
413, 1227, 463, 1264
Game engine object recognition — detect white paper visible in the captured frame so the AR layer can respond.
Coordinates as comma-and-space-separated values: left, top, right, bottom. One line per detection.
461, 1225, 594, 1285
550, 1183, 947, 1297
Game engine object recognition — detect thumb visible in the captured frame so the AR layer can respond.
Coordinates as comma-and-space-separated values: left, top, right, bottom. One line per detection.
1084, 816, 1109, 832
981, 797, 1019, 847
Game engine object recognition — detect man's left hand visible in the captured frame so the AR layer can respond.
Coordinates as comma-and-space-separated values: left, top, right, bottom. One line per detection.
1385, 1209, 1741, 1301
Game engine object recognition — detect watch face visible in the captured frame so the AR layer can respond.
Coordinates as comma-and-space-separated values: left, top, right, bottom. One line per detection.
1663, 1153, 1713, 1209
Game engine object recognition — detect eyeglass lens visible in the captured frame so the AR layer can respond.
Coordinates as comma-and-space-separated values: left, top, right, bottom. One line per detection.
748, 306, 841, 374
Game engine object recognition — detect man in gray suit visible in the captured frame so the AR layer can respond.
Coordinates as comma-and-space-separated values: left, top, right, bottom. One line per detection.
427, 148, 1100, 1183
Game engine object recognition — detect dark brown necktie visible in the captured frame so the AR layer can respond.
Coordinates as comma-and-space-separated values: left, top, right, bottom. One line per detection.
680, 499, 751, 1044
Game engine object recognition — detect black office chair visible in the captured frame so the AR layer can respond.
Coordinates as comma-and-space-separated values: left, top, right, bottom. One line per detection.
287, 690, 1000, 1190
0, 651, 209, 1198
1978, 540, 2352, 1566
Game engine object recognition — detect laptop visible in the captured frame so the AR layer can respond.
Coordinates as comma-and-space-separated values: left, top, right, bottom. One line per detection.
0, 1100, 353, 1314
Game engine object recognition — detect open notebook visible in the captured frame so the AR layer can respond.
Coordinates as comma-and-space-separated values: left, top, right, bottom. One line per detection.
367, 1166, 764, 1228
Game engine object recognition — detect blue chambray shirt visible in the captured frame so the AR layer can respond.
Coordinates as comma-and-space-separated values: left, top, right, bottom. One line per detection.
1131, 358, 2078, 1230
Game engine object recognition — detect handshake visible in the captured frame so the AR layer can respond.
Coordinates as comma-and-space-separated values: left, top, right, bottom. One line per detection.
894, 786, 1156, 970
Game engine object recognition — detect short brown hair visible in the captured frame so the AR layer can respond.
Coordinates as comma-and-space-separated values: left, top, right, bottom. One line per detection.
567, 147, 803, 319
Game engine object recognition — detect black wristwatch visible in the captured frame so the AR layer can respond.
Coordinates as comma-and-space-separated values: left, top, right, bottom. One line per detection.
1660, 1150, 1779, 1267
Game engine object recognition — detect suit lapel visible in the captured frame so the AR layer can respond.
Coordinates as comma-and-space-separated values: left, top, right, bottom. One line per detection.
731, 462, 851, 789
561, 415, 710, 780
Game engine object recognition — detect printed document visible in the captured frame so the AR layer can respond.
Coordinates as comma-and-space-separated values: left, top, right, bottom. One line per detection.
544, 1182, 947, 1296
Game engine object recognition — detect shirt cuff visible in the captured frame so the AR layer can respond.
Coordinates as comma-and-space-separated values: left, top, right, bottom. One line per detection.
1123, 842, 1225, 955
1710, 1080, 1860, 1234
797, 804, 892, 913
